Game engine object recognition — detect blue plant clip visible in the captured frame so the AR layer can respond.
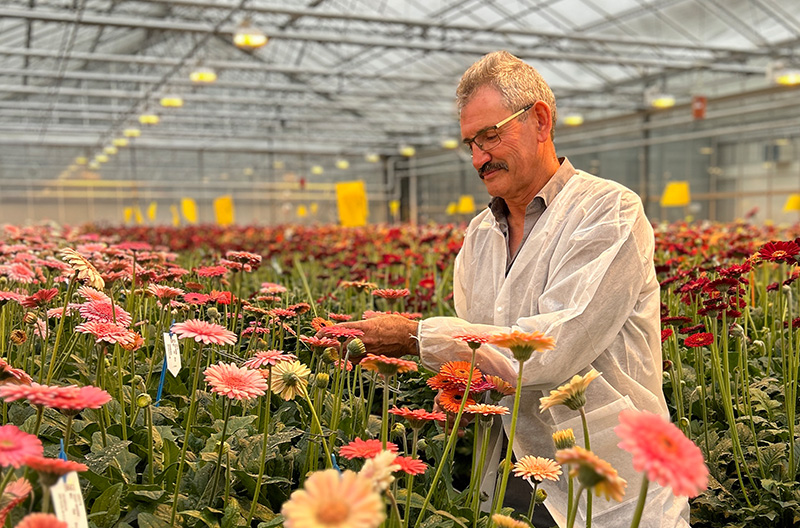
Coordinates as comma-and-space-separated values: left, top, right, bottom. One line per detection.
155, 354, 167, 407
59, 438, 67, 461
331, 453, 342, 474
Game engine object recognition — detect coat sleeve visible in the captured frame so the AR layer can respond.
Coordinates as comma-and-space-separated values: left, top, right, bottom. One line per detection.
418, 188, 656, 391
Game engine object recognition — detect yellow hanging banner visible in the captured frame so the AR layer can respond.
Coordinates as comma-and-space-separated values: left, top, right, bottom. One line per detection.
784, 194, 800, 212
133, 206, 144, 225
660, 182, 691, 207
147, 202, 157, 221
446, 202, 457, 216
213, 195, 235, 226
335, 181, 369, 227
297, 205, 308, 218
456, 195, 476, 214
310, 202, 319, 215
170, 204, 181, 227
389, 200, 400, 216
123, 207, 133, 223
181, 198, 198, 224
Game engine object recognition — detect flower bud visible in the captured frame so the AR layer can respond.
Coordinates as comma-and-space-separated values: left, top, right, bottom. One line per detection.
23, 312, 37, 325
136, 393, 152, 408
321, 347, 340, 364
416, 439, 428, 452
552, 428, 575, 450
347, 338, 367, 359
314, 372, 330, 390
391, 423, 406, 437
662, 359, 672, 371
534, 488, 547, 504
9, 329, 27, 345
207, 307, 220, 321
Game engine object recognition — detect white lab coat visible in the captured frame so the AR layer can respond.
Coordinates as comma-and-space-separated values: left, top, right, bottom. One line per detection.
418, 161, 690, 527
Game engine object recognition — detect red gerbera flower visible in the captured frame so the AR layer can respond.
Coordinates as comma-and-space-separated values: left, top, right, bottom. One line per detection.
171, 319, 237, 346
758, 240, 800, 263
0, 425, 43, 468
388, 407, 445, 429
19, 288, 59, 308
204, 362, 267, 401
393, 455, 428, 476
684, 332, 714, 348
195, 266, 229, 278
661, 329, 674, 343
339, 438, 398, 460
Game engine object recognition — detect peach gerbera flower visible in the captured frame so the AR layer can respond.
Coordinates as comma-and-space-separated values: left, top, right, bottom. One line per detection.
359, 354, 417, 377
15, 513, 67, 528
465, 403, 509, 416
0, 478, 32, 526
615, 409, 708, 497
204, 362, 267, 401
270, 360, 310, 400
171, 319, 237, 346
539, 369, 602, 412
281, 469, 385, 528
488, 329, 555, 362
359, 450, 400, 492
60, 248, 104, 290
513, 455, 562, 483
555, 446, 627, 502
491, 514, 529, 528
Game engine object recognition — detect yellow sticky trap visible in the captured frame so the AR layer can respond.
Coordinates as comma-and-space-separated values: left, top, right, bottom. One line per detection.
389, 200, 400, 216
784, 194, 800, 212
133, 207, 144, 225
457, 195, 476, 214
213, 195, 235, 226
170, 204, 180, 227
446, 202, 457, 215
335, 181, 369, 227
181, 198, 198, 224
124, 207, 133, 223
660, 182, 691, 207
310, 203, 318, 214
147, 202, 157, 221
297, 205, 308, 218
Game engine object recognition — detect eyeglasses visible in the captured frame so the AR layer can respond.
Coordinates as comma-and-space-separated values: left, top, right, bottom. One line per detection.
462, 104, 534, 155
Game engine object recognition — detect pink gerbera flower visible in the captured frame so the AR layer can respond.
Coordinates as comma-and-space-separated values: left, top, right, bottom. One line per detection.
204, 362, 268, 401
171, 319, 237, 346
322, 326, 365, 341
48, 385, 112, 414
195, 265, 229, 278
78, 300, 132, 326
75, 321, 136, 346
24, 455, 88, 487
15, 513, 67, 528
0, 383, 75, 407
243, 350, 297, 369
3, 263, 36, 284
300, 335, 340, 351
0, 425, 43, 468
146, 284, 185, 300
76, 285, 110, 302
0, 478, 32, 526
339, 438, 399, 460
393, 455, 428, 475
615, 409, 708, 497
0, 358, 32, 385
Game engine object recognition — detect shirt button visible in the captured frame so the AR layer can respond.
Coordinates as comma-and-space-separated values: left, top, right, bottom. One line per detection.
496, 306, 503, 313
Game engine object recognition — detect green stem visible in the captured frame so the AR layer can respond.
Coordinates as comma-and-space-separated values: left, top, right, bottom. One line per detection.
526, 481, 540, 523
62, 414, 75, 456
209, 398, 232, 506
170, 341, 201, 526
628, 476, 649, 528
302, 388, 333, 468
579, 407, 592, 528
490, 361, 525, 517
247, 372, 273, 526
146, 404, 155, 485
44, 274, 78, 384
566, 485, 585, 528
381, 375, 390, 449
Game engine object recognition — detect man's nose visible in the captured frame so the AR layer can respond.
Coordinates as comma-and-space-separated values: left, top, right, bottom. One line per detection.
471, 146, 491, 170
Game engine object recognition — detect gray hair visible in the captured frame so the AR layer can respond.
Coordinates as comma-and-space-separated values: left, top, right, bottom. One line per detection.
456, 51, 557, 138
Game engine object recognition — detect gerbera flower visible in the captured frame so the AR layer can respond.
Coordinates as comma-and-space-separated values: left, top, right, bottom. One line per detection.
0, 358, 32, 385
311, 317, 334, 332
171, 319, 237, 346
146, 284, 185, 300
19, 288, 58, 308
359, 450, 400, 492
615, 409, 708, 497
437, 388, 476, 413
684, 332, 714, 348
454, 332, 491, 351
485, 375, 516, 401
513, 456, 562, 483
321, 326, 365, 342
0, 478, 32, 526
0, 425, 43, 468
225, 250, 262, 267
371, 288, 410, 299
270, 360, 311, 400
465, 403, 509, 416
426, 373, 454, 391
488, 329, 555, 362
440, 360, 482, 384
183, 293, 210, 305
119, 332, 145, 352
243, 350, 297, 369
76, 285, 110, 302
539, 369, 601, 412
269, 308, 297, 320
360, 354, 418, 377
758, 240, 800, 263
394, 455, 428, 476
281, 469, 385, 528
259, 282, 287, 294
48, 385, 112, 414
204, 362, 268, 401
491, 514, 529, 528
388, 407, 445, 430
555, 446, 627, 502
0, 383, 76, 407
338, 280, 377, 291
60, 248, 104, 290
78, 300, 132, 326
2, 263, 36, 284
15, 513, 67, 528
194, 265, 229, 278
75, 321, 136, 346
0, 291, 24, 305
24, 455, 88, 487
300, 335, 340, 352
552, 428, 576, 450
329, 312, 352, 322
661, 328, 674, 342
339, 438, 399, 460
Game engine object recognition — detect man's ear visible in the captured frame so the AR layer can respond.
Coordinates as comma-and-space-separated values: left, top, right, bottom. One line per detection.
531, 101, 552, 142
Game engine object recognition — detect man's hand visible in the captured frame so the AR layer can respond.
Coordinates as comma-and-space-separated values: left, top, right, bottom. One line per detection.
315, 314, 419, 360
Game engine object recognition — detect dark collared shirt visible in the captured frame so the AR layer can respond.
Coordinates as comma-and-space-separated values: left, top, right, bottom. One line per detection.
488, 157, 575, 274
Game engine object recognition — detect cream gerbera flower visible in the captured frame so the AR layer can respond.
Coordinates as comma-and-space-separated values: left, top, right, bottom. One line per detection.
281, 469, 385, 528
270, 360, 311, 401
512, 456, 562, 483
358, 449, 400, 492
491, 513, 531, 528
539, 369, 602, 412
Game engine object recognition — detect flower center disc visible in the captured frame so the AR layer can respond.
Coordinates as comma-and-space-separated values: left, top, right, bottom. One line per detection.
316, 501, 350, 525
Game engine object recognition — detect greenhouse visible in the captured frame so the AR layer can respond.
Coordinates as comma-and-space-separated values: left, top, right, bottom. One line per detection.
0, 1, 799, 527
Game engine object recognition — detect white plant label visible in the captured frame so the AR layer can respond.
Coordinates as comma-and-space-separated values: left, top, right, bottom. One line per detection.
164, 332, 182, 376
51, 471, 89, 528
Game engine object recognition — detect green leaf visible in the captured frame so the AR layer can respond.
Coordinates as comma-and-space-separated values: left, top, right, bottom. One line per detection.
257, 515, 285, 528
88, 483, 123, 528
137, 512, 172, 528
181, 509, 221, 528
85, 434, 132, 474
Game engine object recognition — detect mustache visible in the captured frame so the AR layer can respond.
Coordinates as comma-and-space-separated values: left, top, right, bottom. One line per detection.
479, 161, 509, 179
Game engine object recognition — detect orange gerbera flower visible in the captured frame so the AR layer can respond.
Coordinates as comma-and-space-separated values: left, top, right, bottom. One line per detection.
556, 446, 627, 502
488, 329, 555, 362
437, 388, 476, 413
539, 369, 601, 412
485, 375, 515, 401
440, 361, 482, 384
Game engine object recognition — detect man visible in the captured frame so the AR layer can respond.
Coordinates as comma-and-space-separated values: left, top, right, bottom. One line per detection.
320, 51, 689, 527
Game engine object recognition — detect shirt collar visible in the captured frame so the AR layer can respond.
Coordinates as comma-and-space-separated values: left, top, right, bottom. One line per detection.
488, 157, 576, 223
